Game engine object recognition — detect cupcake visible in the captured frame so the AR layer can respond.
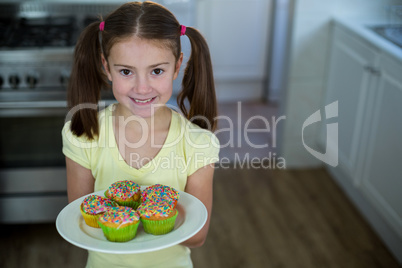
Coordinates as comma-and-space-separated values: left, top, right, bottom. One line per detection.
141, 184, 180, 209
105, 180, 141, 209
97, 206, 140, 242
80, 195, 118, 228
137, 201, 179, 235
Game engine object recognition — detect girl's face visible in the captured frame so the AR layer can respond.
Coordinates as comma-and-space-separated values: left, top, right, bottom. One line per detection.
102, 36, 183, 119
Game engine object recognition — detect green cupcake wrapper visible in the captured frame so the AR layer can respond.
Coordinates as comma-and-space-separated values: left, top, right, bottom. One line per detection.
104, 190, 141, 209
140, 210, 178, 235
116, 200, 141, 210
97, 220, 140, 242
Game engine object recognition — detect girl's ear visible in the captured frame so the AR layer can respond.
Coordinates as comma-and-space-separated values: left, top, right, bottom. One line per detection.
173, 52, 184, 80
101, 54, 112, 81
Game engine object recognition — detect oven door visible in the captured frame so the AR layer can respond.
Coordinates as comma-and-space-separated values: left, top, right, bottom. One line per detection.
0, 100, 69, 223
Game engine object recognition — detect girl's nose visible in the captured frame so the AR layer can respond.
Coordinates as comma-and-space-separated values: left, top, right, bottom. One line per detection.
134, 76, 151, 94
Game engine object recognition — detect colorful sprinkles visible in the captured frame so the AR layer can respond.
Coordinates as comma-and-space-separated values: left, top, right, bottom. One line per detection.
137, 200, 175, 218
98, 206, 140, 226
107, 180, 140, 200
81, 195, 117, 215
141, 184, 179, 206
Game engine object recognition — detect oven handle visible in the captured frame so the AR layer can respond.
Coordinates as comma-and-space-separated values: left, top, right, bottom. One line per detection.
0, 100, 116, 109
0, 100, 116, 117
0, 101, 68, 109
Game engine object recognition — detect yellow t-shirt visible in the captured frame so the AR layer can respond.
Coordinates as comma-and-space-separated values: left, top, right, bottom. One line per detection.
61, 103, 220, 268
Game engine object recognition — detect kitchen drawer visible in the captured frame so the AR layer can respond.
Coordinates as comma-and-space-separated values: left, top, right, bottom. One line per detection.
0, 195, 68, 223
0, 167, 67, 194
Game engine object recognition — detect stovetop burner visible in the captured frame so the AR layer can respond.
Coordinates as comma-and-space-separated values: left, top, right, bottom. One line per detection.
1, 16, 77, 48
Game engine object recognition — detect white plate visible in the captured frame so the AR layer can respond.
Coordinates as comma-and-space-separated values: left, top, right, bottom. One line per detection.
56, 188, 207, 254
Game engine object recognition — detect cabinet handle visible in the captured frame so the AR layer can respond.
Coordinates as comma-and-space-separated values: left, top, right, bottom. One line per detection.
364, 65, 373, 72
364, 65, 381, 76
371, 68, 381, 76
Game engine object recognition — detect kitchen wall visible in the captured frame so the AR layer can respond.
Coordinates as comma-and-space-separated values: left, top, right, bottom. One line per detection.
279, 0, 402, 168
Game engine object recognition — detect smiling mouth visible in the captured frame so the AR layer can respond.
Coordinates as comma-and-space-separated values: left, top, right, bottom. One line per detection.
131, 97, 156, 104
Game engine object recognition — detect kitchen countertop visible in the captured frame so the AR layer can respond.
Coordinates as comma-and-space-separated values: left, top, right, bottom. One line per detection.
333, 16, 402, 62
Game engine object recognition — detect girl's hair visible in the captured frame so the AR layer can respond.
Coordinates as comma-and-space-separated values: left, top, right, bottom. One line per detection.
68, 1, 217, 139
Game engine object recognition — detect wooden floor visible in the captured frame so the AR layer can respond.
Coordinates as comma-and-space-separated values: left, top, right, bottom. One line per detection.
192, 167, 400, 268
0, 167, 399, 268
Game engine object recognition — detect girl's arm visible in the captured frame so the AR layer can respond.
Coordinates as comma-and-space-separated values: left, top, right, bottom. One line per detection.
65, 157, 95, 203
181, 163, 215, 248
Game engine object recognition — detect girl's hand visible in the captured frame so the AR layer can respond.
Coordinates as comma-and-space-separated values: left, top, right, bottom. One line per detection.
181, 163, 215, 248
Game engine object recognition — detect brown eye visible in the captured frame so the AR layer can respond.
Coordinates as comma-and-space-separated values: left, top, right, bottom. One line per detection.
152, 69, 163, 75
120, 69, 132, 76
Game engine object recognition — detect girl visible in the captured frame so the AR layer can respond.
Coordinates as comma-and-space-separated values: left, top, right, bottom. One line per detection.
62, 1, 219, 267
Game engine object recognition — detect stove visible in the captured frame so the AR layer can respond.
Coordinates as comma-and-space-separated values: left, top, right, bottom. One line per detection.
0, 2, 118, 224
0, 1, 193, 94
2, 16, 76, 48
0, 15, 90, 92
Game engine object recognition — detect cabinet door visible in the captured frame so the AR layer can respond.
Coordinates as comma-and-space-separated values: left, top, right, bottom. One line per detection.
196, 0, 272, 81
323, 27, 378, 181
361, 54, 402, 238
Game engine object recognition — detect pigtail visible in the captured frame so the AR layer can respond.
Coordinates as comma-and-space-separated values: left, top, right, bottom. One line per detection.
178, 27, 217, 132
67, 21, 108, 140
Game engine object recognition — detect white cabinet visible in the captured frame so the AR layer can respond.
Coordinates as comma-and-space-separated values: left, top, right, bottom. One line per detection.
323, 27, 379, 182
361, 54, 402, 238
196, 0, 273, 101
323, 23, 402, 262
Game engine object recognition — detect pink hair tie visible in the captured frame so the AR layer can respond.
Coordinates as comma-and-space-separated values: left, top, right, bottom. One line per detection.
99, 21, 105, 31
180, 25, 186, 36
